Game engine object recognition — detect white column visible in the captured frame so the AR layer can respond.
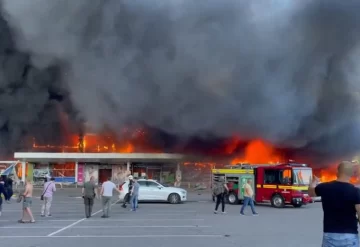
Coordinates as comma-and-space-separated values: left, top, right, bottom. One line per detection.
127, 161, 130, 171
21, 161, 26, 182
175, 163, 182, 187
75, 162, 78, 183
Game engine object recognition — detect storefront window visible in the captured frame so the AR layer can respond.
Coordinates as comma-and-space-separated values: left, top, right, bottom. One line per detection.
49, 162, 76, 183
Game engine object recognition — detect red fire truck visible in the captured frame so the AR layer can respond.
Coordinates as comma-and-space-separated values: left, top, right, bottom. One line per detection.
211, 163, 313, 208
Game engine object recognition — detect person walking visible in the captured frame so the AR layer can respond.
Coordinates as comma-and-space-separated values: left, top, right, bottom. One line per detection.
19, 178, 35, 223
41, 177, 56, 217
0, 177, 5, 216
121, 175, 134, 208
130, 178, 140, 212
213, 177, 229, 214
309, 161, 360, 246
82, 176, 96, 218
100, 177, 121, 218
240, 179, 258, 216
4, 176, 13, 203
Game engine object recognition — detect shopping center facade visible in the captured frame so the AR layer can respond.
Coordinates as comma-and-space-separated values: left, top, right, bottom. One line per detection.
9, 152, 188, 186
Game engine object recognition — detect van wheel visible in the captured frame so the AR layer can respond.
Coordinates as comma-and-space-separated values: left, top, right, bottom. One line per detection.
227, 192, 239, 205
271, 194, 285, 208
168, 193, 181, 204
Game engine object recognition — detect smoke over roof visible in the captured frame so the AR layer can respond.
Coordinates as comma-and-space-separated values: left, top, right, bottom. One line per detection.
0, 0, 360, 163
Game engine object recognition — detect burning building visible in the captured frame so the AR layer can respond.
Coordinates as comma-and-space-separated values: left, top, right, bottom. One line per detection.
1, 0, 360, 185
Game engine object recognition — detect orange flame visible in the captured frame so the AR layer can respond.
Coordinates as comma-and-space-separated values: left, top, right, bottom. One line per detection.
231, 139, 284, 164
316, 163, 360, 184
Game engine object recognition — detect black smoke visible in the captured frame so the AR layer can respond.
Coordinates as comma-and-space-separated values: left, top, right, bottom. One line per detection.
0, 0, 360, 164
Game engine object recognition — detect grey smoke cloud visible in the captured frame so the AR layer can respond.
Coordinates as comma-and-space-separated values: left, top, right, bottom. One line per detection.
0, 0, 360, 162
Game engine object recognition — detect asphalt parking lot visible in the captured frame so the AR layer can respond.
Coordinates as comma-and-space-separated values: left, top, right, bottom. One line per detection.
0, 189, 324, 247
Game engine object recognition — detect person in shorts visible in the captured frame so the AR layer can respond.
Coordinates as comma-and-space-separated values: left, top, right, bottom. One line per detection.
19, 178, 35, 223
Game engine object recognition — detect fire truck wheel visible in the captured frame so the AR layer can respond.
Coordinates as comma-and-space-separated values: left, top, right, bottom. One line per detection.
271, 194, 285, 208
227, 192, 239, 205
168, 193, 181, 204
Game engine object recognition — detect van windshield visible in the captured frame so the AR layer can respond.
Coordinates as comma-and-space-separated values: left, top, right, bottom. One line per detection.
293, 169, 312, 185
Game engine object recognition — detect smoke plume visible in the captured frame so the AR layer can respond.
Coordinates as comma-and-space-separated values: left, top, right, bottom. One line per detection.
0, 0, 360, 163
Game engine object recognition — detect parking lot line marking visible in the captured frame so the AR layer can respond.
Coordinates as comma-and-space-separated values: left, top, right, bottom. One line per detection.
0, 234, 222, 238
84, 218, 205, 221
0, 220, 76, 222
0, 218, 204, 222
47, 199, 120, 236
0, 225, 212, 229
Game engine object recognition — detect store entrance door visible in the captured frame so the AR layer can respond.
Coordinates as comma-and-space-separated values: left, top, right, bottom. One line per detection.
147, 168, 161, 181
99, 169, 112, 184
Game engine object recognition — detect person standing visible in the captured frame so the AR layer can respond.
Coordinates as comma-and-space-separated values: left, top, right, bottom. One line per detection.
0, 177, 5, 216
121, 175, 134, 208
213, 177, 229, 214
19, 178, 35, 223
100, 177, 121, 218
130, 178, 140, 212
308, 161, 360, 246
82, 176, 96, 218
4, 176, 13, 203
41, 177, 56, 217
240, 179, 258, 216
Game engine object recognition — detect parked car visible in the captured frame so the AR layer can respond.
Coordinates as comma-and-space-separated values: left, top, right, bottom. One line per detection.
119, 179, 187, 204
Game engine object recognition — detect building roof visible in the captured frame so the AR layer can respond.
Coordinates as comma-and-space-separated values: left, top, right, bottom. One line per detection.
14, 152, 186, 163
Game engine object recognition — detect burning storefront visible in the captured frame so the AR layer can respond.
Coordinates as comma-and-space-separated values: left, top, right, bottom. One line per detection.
13, 131, 360, 187
1, 1, 360, 188
14, 152, 185, 186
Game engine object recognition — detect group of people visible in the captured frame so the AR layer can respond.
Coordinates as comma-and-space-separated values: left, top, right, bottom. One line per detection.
82, 175, 139, 218
17, 176, 56, 223
0, 175, 14, 216
8, 174, 138, 223
212, 177, 258, 215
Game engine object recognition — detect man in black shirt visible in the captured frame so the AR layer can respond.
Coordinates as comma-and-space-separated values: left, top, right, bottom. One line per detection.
121, 175, 134, 208
309, 161, 360, 246
4, 176, 13, 203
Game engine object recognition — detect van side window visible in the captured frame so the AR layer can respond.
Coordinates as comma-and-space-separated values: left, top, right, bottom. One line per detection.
264, 169, 280, 184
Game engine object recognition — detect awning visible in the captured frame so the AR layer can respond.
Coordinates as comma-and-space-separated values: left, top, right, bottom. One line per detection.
0, 162, 16, 176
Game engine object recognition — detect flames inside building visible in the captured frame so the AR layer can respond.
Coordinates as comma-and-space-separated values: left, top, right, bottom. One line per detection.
1, 1, 360, 186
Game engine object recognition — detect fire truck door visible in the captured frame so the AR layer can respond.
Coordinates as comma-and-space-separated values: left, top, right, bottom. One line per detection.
239, 175, 254, 200
258, 169, 278, 202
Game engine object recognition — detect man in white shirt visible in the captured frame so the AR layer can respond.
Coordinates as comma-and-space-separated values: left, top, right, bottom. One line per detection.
100, 177, 121, 218
240, 179, 259, 216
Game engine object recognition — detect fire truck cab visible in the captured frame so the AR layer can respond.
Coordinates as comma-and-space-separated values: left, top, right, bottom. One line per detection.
211, 163, 313, 208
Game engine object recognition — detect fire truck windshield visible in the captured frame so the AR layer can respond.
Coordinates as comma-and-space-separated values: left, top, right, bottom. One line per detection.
292, 169, 312, 185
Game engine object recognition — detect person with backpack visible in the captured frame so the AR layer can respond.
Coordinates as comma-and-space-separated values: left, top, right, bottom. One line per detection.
121, 175, 134, 209
40, 177, 56, 217
4, 176, 13, 203
213, 177, 229, 214
0, 177, 5, 216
